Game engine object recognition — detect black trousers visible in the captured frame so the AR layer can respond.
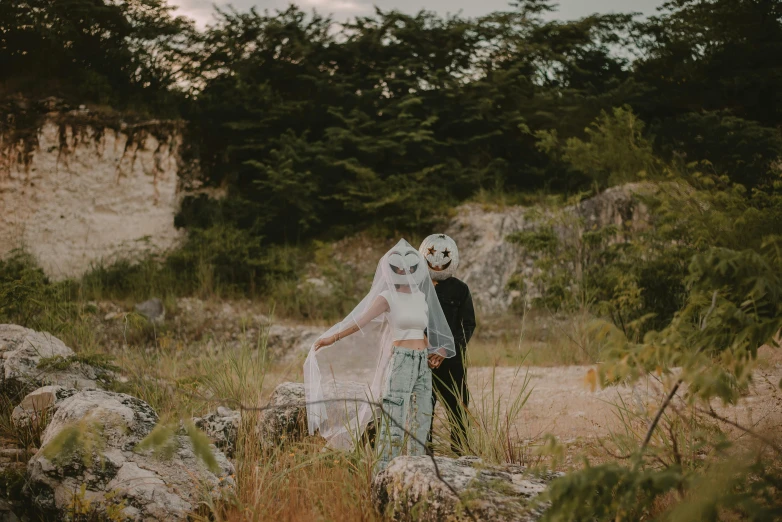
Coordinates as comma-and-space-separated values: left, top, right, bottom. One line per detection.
429, 357, 470, 454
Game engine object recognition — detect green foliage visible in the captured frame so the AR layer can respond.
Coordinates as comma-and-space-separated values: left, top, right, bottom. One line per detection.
37, 354, 121, 374
184, 420, 220, 473
0, 250, 98, 349
135, 420, 219, 473
0, 0, 196, 115
542, 453, 782, 522
507, 203, 673, 340
560, 107, 664, 187
507, 98, 782, 520
136, 422, 179, 461
663, 458, 782, 522
42, 418, 106, 468
267, 241, 373, 321
542, 461, 683, 521
186, 3, 635, 240
4, 0, 781, 244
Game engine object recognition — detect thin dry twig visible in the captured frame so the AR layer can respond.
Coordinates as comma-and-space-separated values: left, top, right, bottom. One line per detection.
695, 405, 782, 455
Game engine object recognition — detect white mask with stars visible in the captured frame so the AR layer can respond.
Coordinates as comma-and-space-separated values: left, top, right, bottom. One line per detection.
419, 233, 459, 281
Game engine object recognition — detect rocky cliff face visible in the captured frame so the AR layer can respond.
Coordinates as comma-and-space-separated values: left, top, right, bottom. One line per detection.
0, 111, 186, 278
446, 183, 653, 314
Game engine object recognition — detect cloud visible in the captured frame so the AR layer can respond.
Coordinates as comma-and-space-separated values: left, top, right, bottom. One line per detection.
300, 0, 371, 13
171, 0, 373, 27
169, 0, 217, 27
170, 0, 662, 28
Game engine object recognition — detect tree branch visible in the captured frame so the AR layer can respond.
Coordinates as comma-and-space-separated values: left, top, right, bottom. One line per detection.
638, 290, 718, 456
639, 379, 681, 453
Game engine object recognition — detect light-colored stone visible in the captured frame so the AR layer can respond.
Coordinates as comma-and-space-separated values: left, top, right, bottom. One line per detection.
0, 118, 185, 279
260, 381, 368, 445
447, 183, 654, 313
268, 324, 321, 361
194, 406, 240, 457
297, 277, 332, 297
0, 325, 108, 393
11, 385, 78, 430
259, 382, 307, 445
372, 456, 559, 522
135, 297, 165, 324
26, 389, 235, 521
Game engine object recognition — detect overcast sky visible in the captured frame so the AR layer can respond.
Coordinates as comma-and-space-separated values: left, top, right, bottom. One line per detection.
171, 0, 665, 28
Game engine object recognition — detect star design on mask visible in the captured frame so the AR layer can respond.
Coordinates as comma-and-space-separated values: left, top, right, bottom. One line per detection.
427, 246, 436, 256
442, 248, 451, 258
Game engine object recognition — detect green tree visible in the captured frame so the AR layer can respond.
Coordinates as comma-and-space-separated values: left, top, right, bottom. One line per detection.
0, 0, 195, 114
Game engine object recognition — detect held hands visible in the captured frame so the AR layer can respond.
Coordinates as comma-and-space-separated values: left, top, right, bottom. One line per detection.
428, 353, 444, 369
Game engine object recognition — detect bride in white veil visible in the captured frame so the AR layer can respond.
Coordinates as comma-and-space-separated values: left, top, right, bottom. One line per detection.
303, 239, 456, 464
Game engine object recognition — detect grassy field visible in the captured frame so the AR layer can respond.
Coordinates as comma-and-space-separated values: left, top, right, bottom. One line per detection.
1, 250, 780, 521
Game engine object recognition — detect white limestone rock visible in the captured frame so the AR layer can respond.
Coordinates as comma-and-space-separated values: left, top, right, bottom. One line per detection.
194, 406, 241, 457
372, 456, 559, 522
26, 389, 234, 521
446, 183, 654, 313
260, 381, 368, 446
0, 325, 110, 394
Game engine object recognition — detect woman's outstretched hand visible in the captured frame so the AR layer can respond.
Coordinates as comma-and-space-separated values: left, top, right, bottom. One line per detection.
428, 353, 444, 369
314, 336, 336, 351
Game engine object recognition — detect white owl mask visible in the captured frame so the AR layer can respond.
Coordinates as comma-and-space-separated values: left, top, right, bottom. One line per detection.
419, 234, 459, 281
386, 247, 427, 286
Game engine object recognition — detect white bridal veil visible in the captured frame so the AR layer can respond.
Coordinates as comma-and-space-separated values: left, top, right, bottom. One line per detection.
303, 239, 456, 450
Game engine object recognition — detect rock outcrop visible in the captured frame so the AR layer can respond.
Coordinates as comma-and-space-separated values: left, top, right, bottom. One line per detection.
194, 406, 241, 457
26, 389, 234, 521
0, 325, 110, 395
267, 324, 321, 361
447, 183, 654, 313
372, 456, 558, 522
0, 113, 186, 280
134, 298, 165, 324
260, 381, 368, 445
260, 382, 307, 445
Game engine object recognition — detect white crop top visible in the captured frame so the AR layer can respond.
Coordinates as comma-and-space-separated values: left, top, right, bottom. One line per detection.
379, 290, 428, 341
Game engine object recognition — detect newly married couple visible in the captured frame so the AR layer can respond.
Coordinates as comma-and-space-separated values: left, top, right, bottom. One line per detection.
304, 234, 476, 473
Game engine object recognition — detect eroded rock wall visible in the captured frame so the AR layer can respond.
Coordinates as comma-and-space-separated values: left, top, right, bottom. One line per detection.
0, 117, 184, 278
447, 183, 654, 314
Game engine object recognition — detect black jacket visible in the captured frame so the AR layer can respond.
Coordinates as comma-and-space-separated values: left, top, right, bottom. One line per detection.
434, 277, 476, 369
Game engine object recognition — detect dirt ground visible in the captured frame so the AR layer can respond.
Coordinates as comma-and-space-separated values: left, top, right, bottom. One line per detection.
269, 346, 782, 454
465, 346, 782, 446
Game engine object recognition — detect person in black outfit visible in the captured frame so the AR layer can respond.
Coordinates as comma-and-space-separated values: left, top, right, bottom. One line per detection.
419, 234, 476, 454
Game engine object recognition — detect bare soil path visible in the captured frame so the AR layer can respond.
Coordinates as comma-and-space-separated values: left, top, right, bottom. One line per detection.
465, 349, 782, 444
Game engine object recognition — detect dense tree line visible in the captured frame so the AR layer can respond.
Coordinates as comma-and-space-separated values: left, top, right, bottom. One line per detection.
2, 0, 781, 242
0, 0, 196, 116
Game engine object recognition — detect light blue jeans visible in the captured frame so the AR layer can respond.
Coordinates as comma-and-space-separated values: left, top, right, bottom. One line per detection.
374, 347, 432, 473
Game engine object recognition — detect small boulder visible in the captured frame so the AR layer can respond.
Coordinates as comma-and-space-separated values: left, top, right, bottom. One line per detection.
26, 389, 234, 521
0, 325, 106, 395
372, 456, 558, 522
267, 325, 321, 361
194, 406, 241, 457
134, 298, 165, 324
260, 382, 307, 445
11, 385, 78, 430
260, 381, 369, 446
